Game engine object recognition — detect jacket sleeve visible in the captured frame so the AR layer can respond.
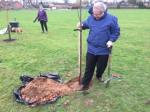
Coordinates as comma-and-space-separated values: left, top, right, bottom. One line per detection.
82, 17, 90, 29
44, 10, 48, 20
34, 11, 39, 22
110, 16, 120, 42
37, 11, 40, 20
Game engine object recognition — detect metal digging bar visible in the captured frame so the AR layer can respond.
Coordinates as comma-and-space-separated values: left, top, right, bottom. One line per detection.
78, 0, 82, 84
104, 47, 113, 88
74, 0, 82, 84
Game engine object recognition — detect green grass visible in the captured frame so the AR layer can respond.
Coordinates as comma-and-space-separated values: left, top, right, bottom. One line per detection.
0, 9, 150, 112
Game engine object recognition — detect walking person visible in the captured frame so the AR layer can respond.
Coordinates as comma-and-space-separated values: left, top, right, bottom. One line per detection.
34, 3, 48, 33
77, 2, 120, 90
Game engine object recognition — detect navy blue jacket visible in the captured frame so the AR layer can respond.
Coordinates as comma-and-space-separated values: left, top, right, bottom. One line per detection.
82, 12, 120, 55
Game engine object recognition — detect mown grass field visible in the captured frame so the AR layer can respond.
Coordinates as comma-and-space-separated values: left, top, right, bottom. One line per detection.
0, 9, 150, 112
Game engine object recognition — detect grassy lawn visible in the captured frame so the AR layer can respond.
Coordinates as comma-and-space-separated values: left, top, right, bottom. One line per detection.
0, 9, 150, 112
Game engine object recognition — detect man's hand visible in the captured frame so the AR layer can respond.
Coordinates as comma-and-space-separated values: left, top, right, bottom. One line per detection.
76, 22, 82, 29
106, 41, 113, 48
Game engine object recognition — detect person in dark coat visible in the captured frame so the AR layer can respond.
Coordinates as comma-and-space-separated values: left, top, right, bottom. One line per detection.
77, 2, 120, 90
34, 4, 48, 33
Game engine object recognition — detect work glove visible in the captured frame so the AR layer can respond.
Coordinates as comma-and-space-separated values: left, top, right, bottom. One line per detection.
33, 17, 38, 23
106, 41, 113, 48
76, 22, 83, 29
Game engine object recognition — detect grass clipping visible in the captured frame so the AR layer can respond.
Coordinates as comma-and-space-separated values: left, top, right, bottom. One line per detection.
20, 77, 81, 106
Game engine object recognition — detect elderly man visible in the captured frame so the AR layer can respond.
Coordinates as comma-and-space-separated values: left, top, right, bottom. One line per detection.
77, 2, 120, 90
88, 0, 107, 15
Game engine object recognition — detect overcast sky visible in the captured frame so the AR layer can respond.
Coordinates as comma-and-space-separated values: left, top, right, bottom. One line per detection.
29, 0, 123, 3
51, 0, 122, 3
14, 0, 128, 3
51, 0, 122, 2
32, 0, 77, 3
56, 0, 76, 3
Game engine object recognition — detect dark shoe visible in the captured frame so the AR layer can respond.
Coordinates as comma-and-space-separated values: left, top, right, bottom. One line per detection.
81, 86, 89, 91
97, 77, 105, 83
78, 85, 89, 91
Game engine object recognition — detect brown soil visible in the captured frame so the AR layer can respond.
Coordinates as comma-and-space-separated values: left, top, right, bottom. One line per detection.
20, 77, 82, 106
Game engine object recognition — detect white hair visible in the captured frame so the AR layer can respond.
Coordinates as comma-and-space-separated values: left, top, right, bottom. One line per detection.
93, 2, 107, 13
93, 0, 102, 4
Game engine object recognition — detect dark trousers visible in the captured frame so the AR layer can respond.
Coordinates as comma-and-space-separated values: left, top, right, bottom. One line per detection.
82, 52, 109, 87
40, 20, 48, 32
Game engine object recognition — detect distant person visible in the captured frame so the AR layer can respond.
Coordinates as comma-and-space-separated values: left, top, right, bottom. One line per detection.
77, 2, 120, 90
33, 4, 48, 33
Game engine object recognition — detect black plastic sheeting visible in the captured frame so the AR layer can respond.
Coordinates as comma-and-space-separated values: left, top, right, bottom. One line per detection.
13, 73, 62, 106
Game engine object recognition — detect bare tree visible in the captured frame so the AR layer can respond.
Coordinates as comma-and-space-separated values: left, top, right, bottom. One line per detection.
76, 0, 80, 4
63, 0, 69, 4
128, 0, 137, 4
